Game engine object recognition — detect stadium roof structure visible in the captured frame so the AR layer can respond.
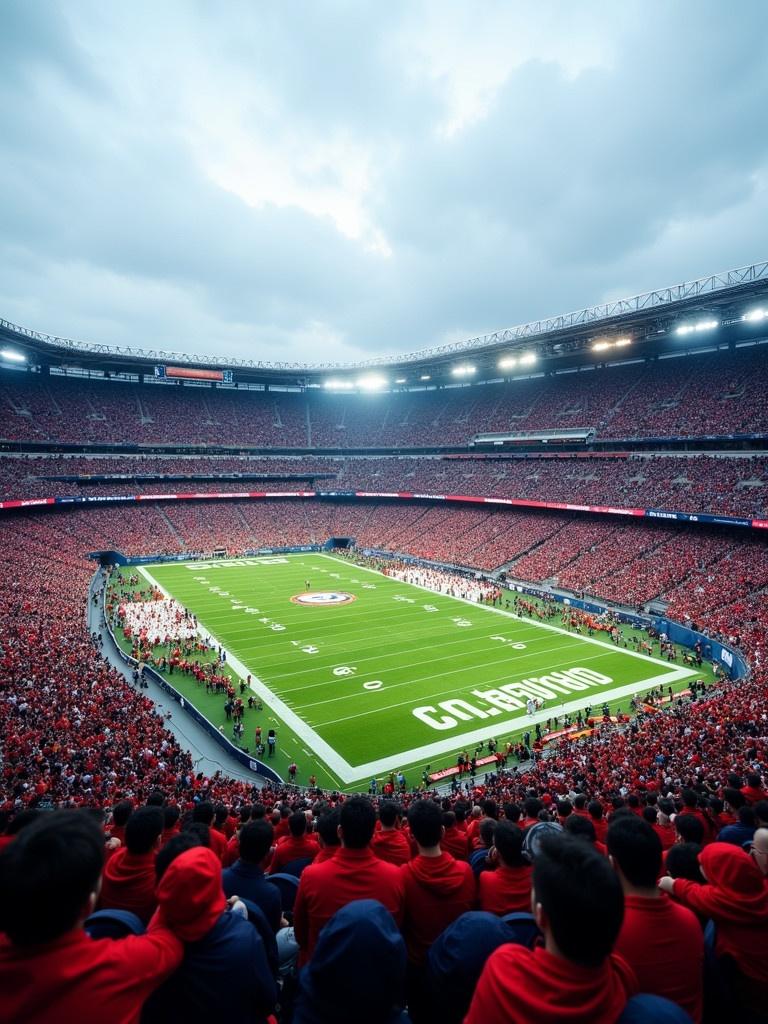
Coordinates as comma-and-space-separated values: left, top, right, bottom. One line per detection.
2, 259, 768, 390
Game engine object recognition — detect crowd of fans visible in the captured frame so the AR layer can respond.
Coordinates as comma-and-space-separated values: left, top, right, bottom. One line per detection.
3, 344, 768, 447
2, 451, 767, 520
2, 496, 768, 1019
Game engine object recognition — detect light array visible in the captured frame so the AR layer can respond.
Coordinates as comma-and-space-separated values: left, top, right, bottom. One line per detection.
451, 364, 476, 377
591, 337, 632, 353
0, 348, 26, 363
743, 308, 767, 323
498, 351, 537, 371
675, 319, 718, 336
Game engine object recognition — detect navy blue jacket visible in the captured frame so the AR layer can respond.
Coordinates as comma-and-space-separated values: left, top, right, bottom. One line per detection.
223, 859, 282, 932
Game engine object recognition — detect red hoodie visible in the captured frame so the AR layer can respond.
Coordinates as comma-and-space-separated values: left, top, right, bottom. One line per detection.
371, 828, 412, 866
268, 834, 318, 874
671, 842, 768, 987
478, 862, 532, 916
441, 825, 470, 861
614, 893, 704, 1022
154, 846, 225, 941
400, 852, 476, 965
464, 945, 637, 1024
99, 848, 158, 925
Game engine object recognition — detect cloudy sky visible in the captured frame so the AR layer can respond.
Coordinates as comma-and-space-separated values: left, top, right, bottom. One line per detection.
1, 1, 767, 366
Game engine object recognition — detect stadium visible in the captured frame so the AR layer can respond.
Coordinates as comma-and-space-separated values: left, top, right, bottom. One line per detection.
2, 5, 768, 1023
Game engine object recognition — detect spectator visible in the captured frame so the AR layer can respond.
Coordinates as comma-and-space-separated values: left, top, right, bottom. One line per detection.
192, 802, 227, 862
717, 805, 757, 848
607, 816, 703, 1021
464, 834, 636, 1024
478, 820, 532, 915
292, 900, 408, 1024
222, 820, 282, 933
0, 811, 183, 1024
143, 842, 276, 1023
312, 808, 341, 864
371, 802, 412, 866
659, 843, 768, 997
750, 827, 768, 877
268, 811, 317, 875
99, 806, 164, 924
293, 796, 404, 964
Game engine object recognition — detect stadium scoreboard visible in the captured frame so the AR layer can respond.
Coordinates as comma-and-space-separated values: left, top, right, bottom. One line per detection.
154, 364, 234, 383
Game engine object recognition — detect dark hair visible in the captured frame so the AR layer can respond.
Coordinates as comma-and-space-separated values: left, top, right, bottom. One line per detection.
493, 821, 525, 867
564, 815, 597, 844
408, 800, 443, 848
339, 796, 376, 849
674, 814, 704, 845
289, 811, 307, 838
524, 797, 542, 818
214, 803, 229, 826
587, 801, 604, 820
162, 804, 180, 830
503, 802, 521, 823
112, 799, 133, 827
607, 816, 661, 888
738, 805, 756, 827
556, 800, 572, 820
379, 801, 401, 828
0, 811, 104, 945
723, 788, 745, 811
533, 834, 623, 967
183, 822, 211, 847
146, 790, 166, 807
192, 801, 215, 825
754, 800, 768, 824
125, 807, 164, 855
665, 843, 705, 883
5, 809, 42, 837
317, 808, 341, 847
239, 804, 253, 823
481, 800, 498, 820
642, 807, 657, 825
746, 773, 762, 788
156, 832, 203, 881
251, 803, 266, 820
239, 820, 274, 863
573, 794, 587, 810
479, 818, 497, 848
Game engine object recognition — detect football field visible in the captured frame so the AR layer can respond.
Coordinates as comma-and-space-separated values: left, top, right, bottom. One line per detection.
137, 553, 700, 789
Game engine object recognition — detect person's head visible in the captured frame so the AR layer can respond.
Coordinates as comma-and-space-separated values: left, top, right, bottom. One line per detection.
755, 801, 768, 827
746, 772, 762, 789
564, 814, 597, 845
214, 803, 229, 827
0, 811, 104, 945
750, 827, 768, 876
146, 790, 166, 807
681, 789, 698, 810
182, 821, 211, 847
642, 806, 658, 826
156, 832, 203, 881
524, 797, 542, 819
112, 799, 133, 828
4, 809, 41, 837
289, 811, 307, 838
674, 814, 704, 846
573, 794, 587, 811
493, 821, 526, 867
607, 816, 662, 891
723, 787, 745, 812
481, 799, 498, 820
587, 800, 604, 821
657, 798, 674, 820
503, 802, 521, 824
479, 818, 497, 849
556, 800, 572, 821
162, 804, 180, 832
665, 843, 705, 883
339, 796, 376, 849
125, 807, 164, 855
238, 820, 274, 865
408, 800, 443, 850
379, 801, 401, 828
532, 834, 623, 968
317, 808, 341, 848
192, 801, 215, 825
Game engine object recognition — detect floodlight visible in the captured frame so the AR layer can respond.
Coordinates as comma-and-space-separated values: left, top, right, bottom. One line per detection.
420, 374, 431, 381
0, 348, 26, 363
743, 308, 767, 322
695, 319, 718, 332
395, 377, 407, 384
518, 352, 537, 366
324, 378, 355, 390
614, 337, 632, 347
451, 364, 476, 376
357, 374, 387, 390
498, 355, 518, 370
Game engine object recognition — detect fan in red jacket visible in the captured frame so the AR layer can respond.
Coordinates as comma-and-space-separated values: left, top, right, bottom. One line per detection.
465, 834, 637, 1024
659, 842, 768, 994
191, 802, 228, 862
607, 814, 704, 1022
371, 801, 412, 866
100, 806, 165, 925
268, 811, 318, 874
294, 797, 405, 965
441, 810, 470, 861
400, 800, 476, 967
479, 820, 532, 915
0, 810, 183, 1024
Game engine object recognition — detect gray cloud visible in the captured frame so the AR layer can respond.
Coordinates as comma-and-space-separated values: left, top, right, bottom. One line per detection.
1, 0, 767, 364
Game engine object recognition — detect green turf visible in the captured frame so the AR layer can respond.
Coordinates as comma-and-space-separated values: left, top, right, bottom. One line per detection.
117, 553, 708, 790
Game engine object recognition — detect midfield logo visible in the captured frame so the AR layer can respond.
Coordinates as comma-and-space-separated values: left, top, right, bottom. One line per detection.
290, 591, 357, 606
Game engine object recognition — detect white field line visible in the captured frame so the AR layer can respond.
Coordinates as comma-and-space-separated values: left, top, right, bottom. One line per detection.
140, 558, 697, 784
